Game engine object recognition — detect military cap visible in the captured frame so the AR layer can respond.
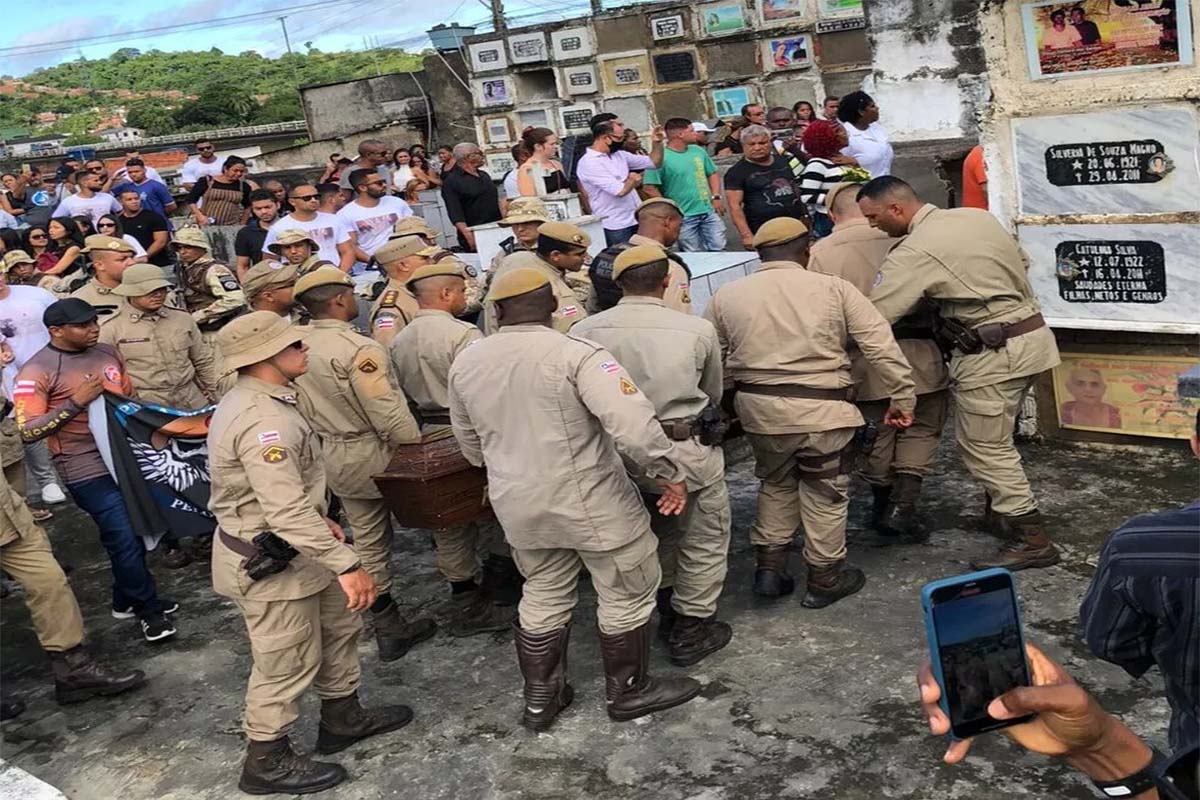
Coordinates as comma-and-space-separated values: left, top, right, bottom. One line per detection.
81, 234, 136, 254
499, 197, 550, 226
169, 227, 211, 251
612, 244, 670, 280
218, 311, 305, 372
823, 182, 861, 211
266, 228, 320, 255
293, 266, 355, 297
489, 267, 550, 302
405, 260, 467, 293
752, 217, 809, 248
389, 216, 438, 241
43, 298, 98, 327
112, 263, 171, 297
635, 197, 682, 217
537, 221, 591, 250
3, 250, 34, 269
375, 235, 440, 264
242, 259, 299, 300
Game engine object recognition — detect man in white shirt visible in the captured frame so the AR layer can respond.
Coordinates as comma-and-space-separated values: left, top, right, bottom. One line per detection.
179, 139, 224, 191
111, 151, 163, 185
262, 181, 354, 272
576, 118, 663, 246
336, 168, 413, 274
50, 170, 120, 225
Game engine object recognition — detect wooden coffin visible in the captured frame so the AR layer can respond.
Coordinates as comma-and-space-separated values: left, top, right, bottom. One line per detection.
373, 430, 491, 529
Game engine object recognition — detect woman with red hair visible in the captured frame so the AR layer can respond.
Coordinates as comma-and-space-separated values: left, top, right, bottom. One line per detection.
798, 120, 854, 238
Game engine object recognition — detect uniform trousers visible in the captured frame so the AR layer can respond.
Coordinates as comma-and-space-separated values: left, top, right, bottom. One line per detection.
954, 375, 1038, 517
234, 580, 362, 741
339, 496, 394, 595
644, 480, 731, 618
746, 428, 856, 566
511, 530, 660, 636
432, 516, 509, 584
856, 388, 949, 485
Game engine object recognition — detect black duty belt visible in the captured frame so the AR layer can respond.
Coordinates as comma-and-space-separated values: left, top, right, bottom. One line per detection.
421, 412, 452, 426
219, 529, 256, 558
660, 418, 696, 441
891, 326, 936, 341
733, 382, 851, 401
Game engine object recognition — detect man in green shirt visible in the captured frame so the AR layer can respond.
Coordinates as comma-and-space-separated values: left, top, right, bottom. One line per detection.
645, 119, 728, 252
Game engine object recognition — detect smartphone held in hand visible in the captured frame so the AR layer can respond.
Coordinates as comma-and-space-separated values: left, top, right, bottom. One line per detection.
922, 568, 1034, 739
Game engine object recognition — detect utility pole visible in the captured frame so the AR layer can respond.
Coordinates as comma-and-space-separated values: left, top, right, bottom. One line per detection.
477, 0, 506, 33
590, 0, 602, 13
279, 17, 294, 56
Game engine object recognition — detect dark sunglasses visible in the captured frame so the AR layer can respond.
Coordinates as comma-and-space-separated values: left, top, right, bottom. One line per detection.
291, 194, 320, 201
29, 233, 47, 239
97, 222, 117, 229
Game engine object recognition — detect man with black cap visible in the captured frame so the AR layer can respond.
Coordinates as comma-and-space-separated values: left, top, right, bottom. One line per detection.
702, 217, 916, 609
291, 267, 435, 661
449, 267, 701, 731
209, 310, 415, 795
70, 234, 138, 320
482, 221, 592, 335
590, 197, 693, 314
574, 245, 732, 667
15, 298, 178, 642
390, 260, 518, 636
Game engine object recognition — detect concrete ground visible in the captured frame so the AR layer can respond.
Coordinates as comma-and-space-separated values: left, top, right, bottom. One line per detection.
1, 432, 1194, 800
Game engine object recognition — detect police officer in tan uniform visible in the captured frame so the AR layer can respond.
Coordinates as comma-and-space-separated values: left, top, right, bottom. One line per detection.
449, 268, 701, 731
171, 227, 247, 340
241, 258, 300, 317
489, 197, 549, 272
389, 261, 518, 636
482, 222, 592, 335
267, 229, 335, 276
703, 217, 917, 607
389, 215, 439, 245
70, 235, 138, 321
291, 267, 436, 660
808, 183, 950, 542
210, 311, 414, 795
100, 263, 219, 410
858, 176, 1062, 571
628, 198, 692, 314
368, 235, 436, 348
573, 245, 731, 666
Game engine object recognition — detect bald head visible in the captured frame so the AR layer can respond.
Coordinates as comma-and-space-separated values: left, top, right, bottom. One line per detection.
495, 283, 556, 327
635, 203, 683, 247
828, 184, 865, 223
414, 274, 467, 315
856, 176, 925, 238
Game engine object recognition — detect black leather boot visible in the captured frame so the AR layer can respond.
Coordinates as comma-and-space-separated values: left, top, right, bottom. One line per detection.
238, 736, 346, 795
655, 586, 677, 644
801, 560, 866, 609
873, 473, 928, 545
51, 646, 147, 705
447, 587, 516, 637
480, 553, 525, 606
514, 623, 574, 731
371, 600, 437, 662
667, 615, 732, 667
315, 691, 413, 754
599, 623, 700, 722
870, 484, 892, 529
971, 511, 1061, 572
752, 544, 795, 597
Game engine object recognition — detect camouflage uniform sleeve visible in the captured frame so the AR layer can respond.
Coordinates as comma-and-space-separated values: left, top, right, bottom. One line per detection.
194, 264, 247, 325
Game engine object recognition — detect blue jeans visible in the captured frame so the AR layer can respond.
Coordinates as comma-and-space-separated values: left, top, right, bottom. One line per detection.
604, 225, 638, 247
678, 210, 728, 252
67, 475, 163, 616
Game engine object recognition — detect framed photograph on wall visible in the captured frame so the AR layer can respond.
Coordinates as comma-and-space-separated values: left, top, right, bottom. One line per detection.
1021, 0, 1194, 80
651, 14, 686, 40
699, 2, 748, 36
475, 77, 513, 107
483, 116, 513, 145
710, 85, 753, 117
760, 0, 810, 25
560, 103, 596, 134
485, 152, 517, 176
762, 34, 812, 70
468, 40, 507, 72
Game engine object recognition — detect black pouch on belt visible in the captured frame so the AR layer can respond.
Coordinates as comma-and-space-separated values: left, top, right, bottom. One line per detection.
975, 322, 1007, 350
242, 531, 300, 581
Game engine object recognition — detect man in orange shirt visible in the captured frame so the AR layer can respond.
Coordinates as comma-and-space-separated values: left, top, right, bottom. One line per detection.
961, 145, 988, 210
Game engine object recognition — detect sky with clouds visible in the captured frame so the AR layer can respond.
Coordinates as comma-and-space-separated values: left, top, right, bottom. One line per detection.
1, 0, 599, 77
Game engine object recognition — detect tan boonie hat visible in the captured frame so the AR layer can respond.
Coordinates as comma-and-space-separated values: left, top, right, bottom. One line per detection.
293, 266, 355, 297
267, 228, 320, 255
112, 263, 171, 296
169, 227, 210, 251
389, 216, 438, 241
537, 221, 591, 250
752, 217, 809, 248
242, 259, 298, 300
82, 234, 136, 254
489, 267, 550, 302
636, 197, 682, 217
499, 197, 550, 226
3, 250, 34, 269
612, 244, 670, 280
823, 182, 861, 211
405, 260, 466, 293
376, 235, 439, 264
218, 311, 305, 372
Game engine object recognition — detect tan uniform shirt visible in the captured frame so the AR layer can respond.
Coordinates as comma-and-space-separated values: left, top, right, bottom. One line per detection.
70, 279, 123, 323
389, 309, 481, 426
448, 323, 686, 551
703, 260, 916, 434
482, 254, 588, 336
572, 296, 723, 491
368, 277, 420, 349
870, 204, 1060, 391
208, 375, 359, 601
99, 303, 219, 409
629, 234, 692, 315
808, 218, 949, 401
294, 319, 420, 500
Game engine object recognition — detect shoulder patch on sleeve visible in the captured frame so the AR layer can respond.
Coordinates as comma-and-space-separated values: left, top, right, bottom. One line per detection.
375, 316, 396, 330
381, 290, 398, 307
261, 445, 288, 463
619, 377, 639, 395
599, 360, 621, 375
357, 356, 379, 374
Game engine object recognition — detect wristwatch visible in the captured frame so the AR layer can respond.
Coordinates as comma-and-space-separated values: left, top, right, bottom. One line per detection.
712, 194, 722, 200
1092, 748, 1166, 798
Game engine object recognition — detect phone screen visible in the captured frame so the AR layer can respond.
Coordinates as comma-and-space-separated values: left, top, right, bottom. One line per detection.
930, 573, 1032, 737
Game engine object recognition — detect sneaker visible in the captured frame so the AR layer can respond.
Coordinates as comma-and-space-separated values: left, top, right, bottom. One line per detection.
113, 599, 179, 620
41, 483, 67, 505
140, 613, 177, 643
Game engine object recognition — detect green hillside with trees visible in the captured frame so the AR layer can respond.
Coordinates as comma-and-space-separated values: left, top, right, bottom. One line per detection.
1, 47, 424, 141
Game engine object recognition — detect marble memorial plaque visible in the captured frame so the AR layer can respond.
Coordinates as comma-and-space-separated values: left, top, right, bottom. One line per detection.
1013, 106, 1200, 216
551, 27, 593, 60
1018, 223, 1200, 333
468, 41, 507, 72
